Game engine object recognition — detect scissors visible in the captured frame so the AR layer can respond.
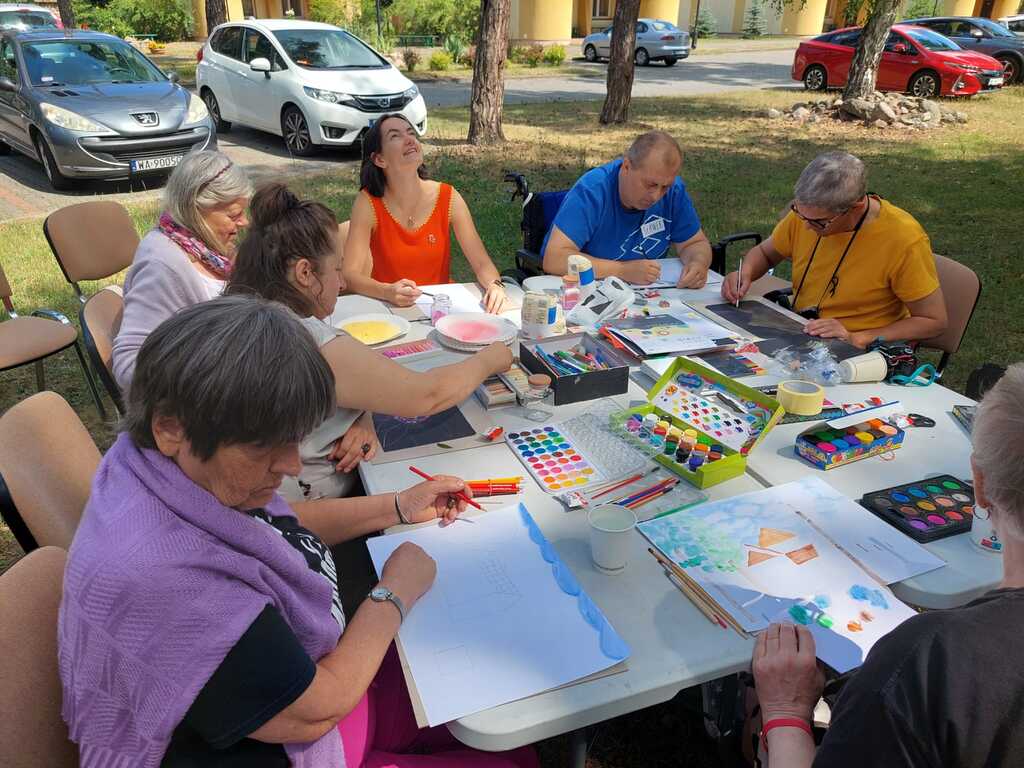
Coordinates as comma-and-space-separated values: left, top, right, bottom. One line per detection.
905, 413, 936, 428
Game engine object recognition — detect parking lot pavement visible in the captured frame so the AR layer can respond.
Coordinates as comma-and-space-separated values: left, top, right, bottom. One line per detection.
0, 124, 356, 224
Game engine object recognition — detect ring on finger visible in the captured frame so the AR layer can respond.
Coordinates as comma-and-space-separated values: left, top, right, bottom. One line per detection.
361, 442, 372, 456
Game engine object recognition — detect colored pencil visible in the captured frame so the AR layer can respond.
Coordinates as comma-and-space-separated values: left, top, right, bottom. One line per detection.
590, 472, 645, 500
626, 485, 675, 510
613, 478, 677, 507
408, 466, 483, 511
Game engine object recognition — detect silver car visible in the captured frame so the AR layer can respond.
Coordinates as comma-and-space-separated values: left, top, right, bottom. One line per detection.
583, 18, 691, 67
0, 29, 215, 190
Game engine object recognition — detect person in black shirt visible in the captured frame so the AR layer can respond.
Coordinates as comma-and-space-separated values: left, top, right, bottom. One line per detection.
751, 363, 1024, 767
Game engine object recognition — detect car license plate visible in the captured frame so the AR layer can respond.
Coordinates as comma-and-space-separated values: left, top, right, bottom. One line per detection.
988, 76, 1004, 86
130, 155, 183, 172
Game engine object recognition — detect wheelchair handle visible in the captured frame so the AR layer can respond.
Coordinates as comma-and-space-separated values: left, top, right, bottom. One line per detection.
502, 170, 530, 202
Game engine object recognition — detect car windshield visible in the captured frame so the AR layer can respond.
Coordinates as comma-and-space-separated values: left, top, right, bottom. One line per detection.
0, 10, 56, 29
972, 17, 1016, 37
904, 27, 961, 51
272, 28, 385, 69
649, 21, 679, 31
22, 39, 164, 85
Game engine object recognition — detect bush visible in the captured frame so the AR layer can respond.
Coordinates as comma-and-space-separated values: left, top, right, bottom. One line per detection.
542, 44, 566, 66
443, 33, 465, 62
401, 47, 421, 71
742, 0, 766, 38
460, 44, 476, 67
73, 0, 192, 41
694, 7, 718, 38
73, 0, 135, 39
523, 43, 544, 68
309, 0, 352, 26
389, 0, 480, 40
508, 45, 528, 64
900, 0, 936, 19
428, 50, 452, 71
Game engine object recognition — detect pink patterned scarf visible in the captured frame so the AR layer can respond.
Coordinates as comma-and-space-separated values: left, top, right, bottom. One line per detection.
158, 211, 233, 279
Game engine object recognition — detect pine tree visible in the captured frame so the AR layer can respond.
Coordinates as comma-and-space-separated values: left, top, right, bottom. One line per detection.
742, 0, 766, 39
694, 7, 718, 39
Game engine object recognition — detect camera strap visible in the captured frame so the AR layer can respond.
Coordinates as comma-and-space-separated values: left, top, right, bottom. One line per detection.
791, 198, 872, 313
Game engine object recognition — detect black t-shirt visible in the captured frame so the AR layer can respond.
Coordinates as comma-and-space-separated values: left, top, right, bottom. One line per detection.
162, 511, 344, 767
814, 588, 1024, 767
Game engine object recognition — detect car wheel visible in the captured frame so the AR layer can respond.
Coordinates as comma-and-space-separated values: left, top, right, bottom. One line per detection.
203, 89, 231, 133
664, 57, 678, 67
803, 64, 827, 91
584, 44, 598, 62
34, 134, 74, 191
909, 70, 940, 98
281, 105, 316, 157
635, 47, 650, 66
996, 55, 1020, 84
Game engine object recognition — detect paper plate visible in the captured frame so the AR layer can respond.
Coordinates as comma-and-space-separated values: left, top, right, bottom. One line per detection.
337, 313, 410, 346
522, 275, 563, 293
435, 313, 517, 347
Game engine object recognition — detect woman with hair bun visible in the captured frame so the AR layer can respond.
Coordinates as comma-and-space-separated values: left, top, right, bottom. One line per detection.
227, 183, 512, 502
342, 113, 508, 313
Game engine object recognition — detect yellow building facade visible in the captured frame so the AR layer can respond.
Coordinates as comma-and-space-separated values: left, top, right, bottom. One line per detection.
191, 0, 317, 39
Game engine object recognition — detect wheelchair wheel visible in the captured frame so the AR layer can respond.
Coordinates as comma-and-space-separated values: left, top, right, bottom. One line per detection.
500, 268, 530, 287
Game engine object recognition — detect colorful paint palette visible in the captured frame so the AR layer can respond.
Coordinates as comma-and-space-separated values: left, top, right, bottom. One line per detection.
506, 426, 605, 493
859, 474, 974, 543
651, 386, 763, 452
795, 417, 905, 470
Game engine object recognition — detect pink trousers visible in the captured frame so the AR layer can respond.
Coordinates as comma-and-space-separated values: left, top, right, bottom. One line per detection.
337, 646, 540, 768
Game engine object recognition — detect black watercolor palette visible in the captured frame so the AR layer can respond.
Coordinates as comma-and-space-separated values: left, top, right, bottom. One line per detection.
859, 474, 974, 543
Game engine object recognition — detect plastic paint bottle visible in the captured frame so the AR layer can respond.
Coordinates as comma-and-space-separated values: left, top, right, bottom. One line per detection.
568, 254, 596, 302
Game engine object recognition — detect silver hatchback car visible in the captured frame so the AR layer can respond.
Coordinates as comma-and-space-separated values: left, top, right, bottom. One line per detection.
583, 18, 691, 67
0, 29, 215, 189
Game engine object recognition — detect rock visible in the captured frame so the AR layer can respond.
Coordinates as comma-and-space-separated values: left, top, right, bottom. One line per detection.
899, 115, 917, 125
832, 98, 843, 107
871, 119, 889, 129
920, 99, 942, 123
792, 106, 811, 120
790, 101, 807, 111
840, 97, 874, 120
920, 111, 932, 122
941, 111, 957, 123
871, 101, 897, 123
764, 108, 783, 119
807, 114, 820, 124
955, 111, 968, 123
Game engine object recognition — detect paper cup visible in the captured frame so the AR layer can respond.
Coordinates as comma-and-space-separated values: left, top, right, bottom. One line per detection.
588, 504, 638, 574
969, 507, 1004, 554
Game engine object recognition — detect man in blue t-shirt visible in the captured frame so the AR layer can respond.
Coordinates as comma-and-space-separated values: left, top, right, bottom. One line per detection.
541, 130, 712, 287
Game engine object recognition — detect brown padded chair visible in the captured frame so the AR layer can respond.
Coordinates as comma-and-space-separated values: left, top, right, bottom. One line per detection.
920, 255, 982, 378
0, 391, 101, 553
0, 546, 79, 768
0, 262, 106, 418
43, 201, 138, 303
79, 286, 125, 414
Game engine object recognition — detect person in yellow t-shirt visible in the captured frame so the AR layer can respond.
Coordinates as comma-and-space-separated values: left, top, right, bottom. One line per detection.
722, 152, 948, 349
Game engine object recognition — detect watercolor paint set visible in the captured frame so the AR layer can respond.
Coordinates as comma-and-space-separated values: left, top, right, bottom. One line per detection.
795, 412, 905, 470
611, 358, 783, 489
859, 474, 974, 543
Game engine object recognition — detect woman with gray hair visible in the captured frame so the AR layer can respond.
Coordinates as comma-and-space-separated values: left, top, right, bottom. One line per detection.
59, 295, 538, 768
111, 150, 252, 391
722, 150, 947, 349
750, 363, 1024, 767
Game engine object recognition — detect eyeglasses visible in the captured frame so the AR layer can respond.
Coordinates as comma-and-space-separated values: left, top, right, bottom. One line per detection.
789, 201, 855, 229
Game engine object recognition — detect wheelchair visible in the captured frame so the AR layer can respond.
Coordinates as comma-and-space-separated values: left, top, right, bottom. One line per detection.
499, 170, 766, 287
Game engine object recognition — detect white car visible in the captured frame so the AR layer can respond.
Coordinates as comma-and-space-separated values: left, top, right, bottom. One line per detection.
196, 19, 426, 156
0, 3, 62, 30
999, 13, 1024, 37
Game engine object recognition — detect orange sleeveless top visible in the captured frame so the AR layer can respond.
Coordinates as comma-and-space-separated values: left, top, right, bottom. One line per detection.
367, 183, 453, 286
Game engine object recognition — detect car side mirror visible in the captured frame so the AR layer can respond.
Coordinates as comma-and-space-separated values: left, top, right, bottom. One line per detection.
892, 43, 911, 54
0, 75, 17, 93
167, 70, 181, 84
250, 57, 272, 78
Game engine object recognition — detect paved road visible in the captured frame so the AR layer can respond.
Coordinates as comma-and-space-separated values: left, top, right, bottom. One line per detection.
418, 49, 800, 107
0, 48, 798, 222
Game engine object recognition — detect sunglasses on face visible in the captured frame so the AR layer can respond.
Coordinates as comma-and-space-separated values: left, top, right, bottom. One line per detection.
790, 202, 855, 229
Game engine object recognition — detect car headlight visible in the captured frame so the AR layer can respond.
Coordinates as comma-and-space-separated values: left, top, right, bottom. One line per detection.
186, 93, 209, 124
40, 103, 108, 132
946, 62, 980, 72
303, 86, 354, 104
403, 84, 420, 101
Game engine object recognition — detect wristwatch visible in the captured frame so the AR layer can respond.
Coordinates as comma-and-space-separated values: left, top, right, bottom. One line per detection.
368, 585, 405, 623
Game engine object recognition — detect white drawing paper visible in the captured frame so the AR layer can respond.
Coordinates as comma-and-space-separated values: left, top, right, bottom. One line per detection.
637, 261, 726, 288
639, 483, 920, 673
366, 505, 629, 726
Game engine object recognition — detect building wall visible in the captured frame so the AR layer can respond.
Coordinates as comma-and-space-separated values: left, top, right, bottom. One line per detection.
640, 0, 681, 21
514, 0, 574, 41
780, 0, 828, 34
985, 0, 1019, 18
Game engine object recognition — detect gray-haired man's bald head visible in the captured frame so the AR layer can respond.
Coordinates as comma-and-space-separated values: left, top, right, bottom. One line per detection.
625, 130, 683, 172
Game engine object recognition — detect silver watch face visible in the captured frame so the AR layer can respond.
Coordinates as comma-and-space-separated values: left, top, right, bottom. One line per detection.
370, 586, 392, 601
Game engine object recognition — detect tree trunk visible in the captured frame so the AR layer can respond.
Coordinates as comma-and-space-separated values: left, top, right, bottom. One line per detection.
468, 0, 511, 145
205, 0, 228, 32
599, 0, 642, 125
56, 0, 74, 27
842, 0, 901, 100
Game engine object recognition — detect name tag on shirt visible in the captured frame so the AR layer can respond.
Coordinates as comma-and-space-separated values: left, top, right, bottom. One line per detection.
640, 217, 666, 239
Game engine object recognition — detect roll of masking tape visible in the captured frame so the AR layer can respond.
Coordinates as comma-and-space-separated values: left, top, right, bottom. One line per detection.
777, 380, 825, 416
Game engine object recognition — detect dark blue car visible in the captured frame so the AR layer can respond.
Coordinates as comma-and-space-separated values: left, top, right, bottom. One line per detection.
904, 16, 1024, 84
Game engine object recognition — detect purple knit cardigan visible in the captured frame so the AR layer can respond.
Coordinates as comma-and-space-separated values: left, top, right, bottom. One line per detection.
58, 433, 345, 768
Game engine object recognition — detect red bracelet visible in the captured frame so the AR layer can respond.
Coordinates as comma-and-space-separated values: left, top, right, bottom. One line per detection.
760, 717, 813, 754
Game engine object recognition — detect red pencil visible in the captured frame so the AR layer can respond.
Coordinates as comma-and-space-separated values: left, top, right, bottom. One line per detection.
408, 466, 484, 511
590, 472, 645, 500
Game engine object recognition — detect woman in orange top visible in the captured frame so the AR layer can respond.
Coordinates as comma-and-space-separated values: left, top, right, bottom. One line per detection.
343, 114, 507, 313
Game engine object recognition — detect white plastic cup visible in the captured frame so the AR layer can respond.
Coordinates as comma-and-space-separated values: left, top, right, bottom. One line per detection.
588, 504, 638, 574
839, 351, 888, 384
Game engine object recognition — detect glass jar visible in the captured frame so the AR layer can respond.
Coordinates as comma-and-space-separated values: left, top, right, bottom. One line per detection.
430, 294, 452, 325
560, 273, 580, 311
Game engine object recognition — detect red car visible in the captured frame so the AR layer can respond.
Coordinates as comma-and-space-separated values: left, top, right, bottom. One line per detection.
792, 24, 1006, 98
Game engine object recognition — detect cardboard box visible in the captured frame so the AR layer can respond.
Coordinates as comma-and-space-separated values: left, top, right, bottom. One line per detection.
519, 333, 630, 406
795, 413, 905, 470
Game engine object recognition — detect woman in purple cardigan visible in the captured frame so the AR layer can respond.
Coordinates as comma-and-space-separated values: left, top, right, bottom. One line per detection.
59, 295, 538, 768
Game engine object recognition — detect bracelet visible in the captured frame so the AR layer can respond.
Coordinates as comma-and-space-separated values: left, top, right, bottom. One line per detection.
760, 717, 813, 754
394, 492, 411, 525
492, 279, 505, 290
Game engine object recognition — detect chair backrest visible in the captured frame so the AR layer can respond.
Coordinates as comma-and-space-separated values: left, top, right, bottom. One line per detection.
79, 286, 125, 413
921, 254, 981, 358
0, 261, 13, 313
0, 546, 78, 768
0, 392, 100, 552
43, 202, 138, 298
521, 189, 569, 254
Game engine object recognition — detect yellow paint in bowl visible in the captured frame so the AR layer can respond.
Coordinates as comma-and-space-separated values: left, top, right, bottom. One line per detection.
341, 319, 401, 345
